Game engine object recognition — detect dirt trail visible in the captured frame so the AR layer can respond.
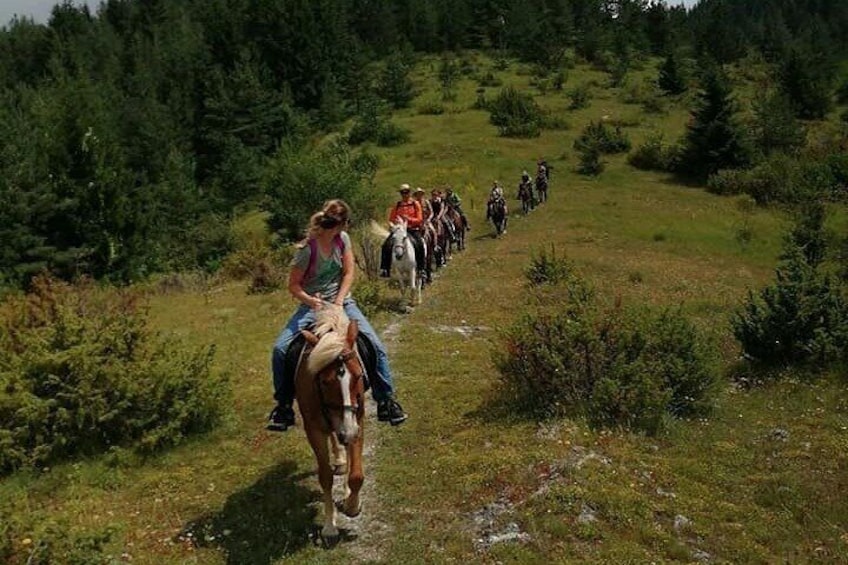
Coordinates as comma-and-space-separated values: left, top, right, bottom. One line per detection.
330, 317, 404, 561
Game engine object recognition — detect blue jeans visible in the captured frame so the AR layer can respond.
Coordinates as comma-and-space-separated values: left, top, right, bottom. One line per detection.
271, 298, 396, 404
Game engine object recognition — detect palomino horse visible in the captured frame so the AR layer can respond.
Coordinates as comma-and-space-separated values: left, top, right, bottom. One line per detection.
371, 220, 423, 305
535, 172, 548, 204
487, 197, 508, 237
296, 303, 365, 542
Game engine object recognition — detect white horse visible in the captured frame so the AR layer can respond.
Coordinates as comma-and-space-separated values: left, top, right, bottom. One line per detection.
371, 219, 422, 305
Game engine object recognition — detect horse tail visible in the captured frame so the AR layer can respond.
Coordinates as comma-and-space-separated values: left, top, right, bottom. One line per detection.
370, 220, 389, 240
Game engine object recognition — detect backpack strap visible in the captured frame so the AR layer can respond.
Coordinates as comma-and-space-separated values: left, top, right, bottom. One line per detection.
303, 234, 345, 283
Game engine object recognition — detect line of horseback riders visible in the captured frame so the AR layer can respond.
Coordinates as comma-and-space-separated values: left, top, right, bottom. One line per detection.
486, 159, 551, 237
516, 159, 550, 215
380, 184, 470, 285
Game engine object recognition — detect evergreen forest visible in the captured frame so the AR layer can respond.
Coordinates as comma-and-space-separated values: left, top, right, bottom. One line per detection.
1, 0, 847, 288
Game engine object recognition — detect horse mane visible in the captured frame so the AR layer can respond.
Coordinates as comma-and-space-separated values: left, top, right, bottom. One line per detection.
305, 303, 350, 375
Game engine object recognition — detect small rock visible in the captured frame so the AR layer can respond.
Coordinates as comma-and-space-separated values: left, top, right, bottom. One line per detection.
692, 549, 712, 562
673, 515, 691, 531
577, 504, 597, 524
770, 428, 790, 441
656, 487, 677, 499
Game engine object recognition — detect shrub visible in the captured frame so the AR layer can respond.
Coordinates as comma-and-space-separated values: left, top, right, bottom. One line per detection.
0, 276, 228, 473
488, 87, 543, 138
525, 245, 577, 287
262, 140, 379, 242
628, 133, 677, 171
417, 99, 446, 115
220, 241, 292, 282
705, 169, 749, 197
577, 146, 604, 176
541, 113, 570, 130
347, 103, 410, 146
574, 121, 631, 155
567, 84, 591, 110
477, 72, 502, 87
473, 88, 488, 110
351, 278, 385, 318
552, 71, 566, 91
733, 244, 848, 369
641, 95, 667, 115
495, 276, 718, 434
247, 257, 286, 294
705, 154, 838, 205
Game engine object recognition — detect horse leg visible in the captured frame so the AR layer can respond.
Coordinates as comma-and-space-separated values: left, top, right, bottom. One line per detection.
306, 428, 338, 540
330, 432, 347, 476
340, 437, 364, 518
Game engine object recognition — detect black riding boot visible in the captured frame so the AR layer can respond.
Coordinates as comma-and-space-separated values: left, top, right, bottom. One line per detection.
380, 237, 392, 277
268, 376, 295, 432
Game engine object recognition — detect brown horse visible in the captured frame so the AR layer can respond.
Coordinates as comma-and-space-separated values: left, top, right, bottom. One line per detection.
444, 205, 467, 253
419, 223, 438, 281
296, 304, 365, 542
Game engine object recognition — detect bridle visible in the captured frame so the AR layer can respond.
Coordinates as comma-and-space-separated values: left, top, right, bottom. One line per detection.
314, 347, 364, 430
392, 228, 410, 258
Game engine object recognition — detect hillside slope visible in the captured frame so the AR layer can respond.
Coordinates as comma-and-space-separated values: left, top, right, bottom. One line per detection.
3, 54, 846, 564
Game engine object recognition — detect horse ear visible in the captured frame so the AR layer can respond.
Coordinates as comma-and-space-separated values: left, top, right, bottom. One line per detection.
346, 320, 359, 346
301, 329, 319, 345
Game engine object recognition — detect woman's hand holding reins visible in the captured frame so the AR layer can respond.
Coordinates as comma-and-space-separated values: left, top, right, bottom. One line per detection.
308, 293, 324, 310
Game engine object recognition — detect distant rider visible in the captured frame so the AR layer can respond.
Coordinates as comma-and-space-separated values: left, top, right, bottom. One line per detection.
486, 180, 508, 231
445, 187, 470, 232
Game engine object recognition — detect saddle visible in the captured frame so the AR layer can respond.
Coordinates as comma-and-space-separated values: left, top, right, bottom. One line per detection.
284, 329, 374, 392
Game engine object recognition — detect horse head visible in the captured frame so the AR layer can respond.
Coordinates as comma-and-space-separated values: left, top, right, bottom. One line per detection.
301, 304, 364, 446
390, 219, 411, 261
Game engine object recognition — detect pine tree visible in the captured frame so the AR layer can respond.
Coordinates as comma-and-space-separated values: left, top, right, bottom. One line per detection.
378, 53, 415, 109
750, 89, 805, 157
678, 65, 750, 181
778, 44, 834, 120
658, 51, 686, 95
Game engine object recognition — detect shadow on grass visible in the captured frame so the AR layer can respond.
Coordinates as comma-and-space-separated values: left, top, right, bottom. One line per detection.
463, 384, 541, 428
181, 461, 320, 564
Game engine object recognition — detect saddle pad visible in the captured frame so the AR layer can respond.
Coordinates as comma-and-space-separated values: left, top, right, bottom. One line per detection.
285, 331, 374, 392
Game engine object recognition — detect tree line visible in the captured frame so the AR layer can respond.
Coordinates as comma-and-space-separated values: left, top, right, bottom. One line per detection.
1, 0, 845, 288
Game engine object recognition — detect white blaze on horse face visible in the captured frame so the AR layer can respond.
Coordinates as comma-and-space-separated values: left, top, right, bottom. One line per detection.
338, 367, 359, 443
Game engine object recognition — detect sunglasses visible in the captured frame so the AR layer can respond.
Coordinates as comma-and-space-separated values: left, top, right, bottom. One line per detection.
319, 215, 347, 228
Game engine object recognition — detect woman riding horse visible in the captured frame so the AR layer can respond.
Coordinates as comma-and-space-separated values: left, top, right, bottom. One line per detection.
268, 199, 408, 432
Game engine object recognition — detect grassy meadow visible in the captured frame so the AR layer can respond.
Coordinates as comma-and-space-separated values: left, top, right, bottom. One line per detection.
3, 52, 847, 564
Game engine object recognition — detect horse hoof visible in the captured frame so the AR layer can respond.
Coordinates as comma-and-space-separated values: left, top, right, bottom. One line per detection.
321, 525, 340, 543
339, 501, 362, 518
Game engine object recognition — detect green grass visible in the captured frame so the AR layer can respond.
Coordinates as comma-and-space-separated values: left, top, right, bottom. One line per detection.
3, 52, 847, 564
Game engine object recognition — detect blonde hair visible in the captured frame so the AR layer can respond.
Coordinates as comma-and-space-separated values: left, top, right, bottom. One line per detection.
305, 199, 352, 239
305, 303, 351, 375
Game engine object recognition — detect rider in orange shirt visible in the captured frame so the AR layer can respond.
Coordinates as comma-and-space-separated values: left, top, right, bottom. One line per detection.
380, 184, 426, 278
